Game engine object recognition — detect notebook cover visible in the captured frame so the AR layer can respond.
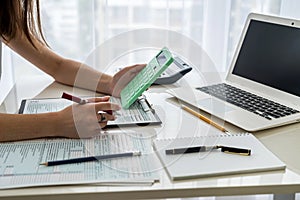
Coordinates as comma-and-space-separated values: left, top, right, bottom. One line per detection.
153, 133, 286, 180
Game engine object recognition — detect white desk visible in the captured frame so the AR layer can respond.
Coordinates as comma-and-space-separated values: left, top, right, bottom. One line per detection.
1, 75, 300, 200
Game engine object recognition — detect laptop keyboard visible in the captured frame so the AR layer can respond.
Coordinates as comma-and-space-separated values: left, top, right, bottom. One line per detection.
197, 83, 299, 120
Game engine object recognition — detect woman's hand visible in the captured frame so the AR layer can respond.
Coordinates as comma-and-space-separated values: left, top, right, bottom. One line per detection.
56, 96, 120, 139
109, 64, 146, 97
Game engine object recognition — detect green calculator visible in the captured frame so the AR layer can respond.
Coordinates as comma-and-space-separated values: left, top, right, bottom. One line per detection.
120, 47, 174, 109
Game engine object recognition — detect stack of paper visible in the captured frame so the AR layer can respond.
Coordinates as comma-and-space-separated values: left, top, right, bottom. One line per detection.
0, 131, 159, 189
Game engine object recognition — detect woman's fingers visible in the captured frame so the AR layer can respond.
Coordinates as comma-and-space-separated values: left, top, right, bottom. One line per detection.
94, 101, 121, 112
110, 64, 146, 97
94, 102, 120, 124
97, 111, 116, 122
61, 101, 121, 138
87, 96, 111, 103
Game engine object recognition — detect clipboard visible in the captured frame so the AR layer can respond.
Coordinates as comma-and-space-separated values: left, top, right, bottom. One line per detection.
19, 96, 161, 127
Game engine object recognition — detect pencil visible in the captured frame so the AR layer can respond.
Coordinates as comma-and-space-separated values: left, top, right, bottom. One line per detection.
40, 151, 141, 166
181, 105, 229, 134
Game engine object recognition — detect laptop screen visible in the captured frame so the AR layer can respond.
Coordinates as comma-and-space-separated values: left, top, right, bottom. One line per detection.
232, 19, 300, 97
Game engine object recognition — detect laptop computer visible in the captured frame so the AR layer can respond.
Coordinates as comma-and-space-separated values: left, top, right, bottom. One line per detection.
168, 13, 300, 132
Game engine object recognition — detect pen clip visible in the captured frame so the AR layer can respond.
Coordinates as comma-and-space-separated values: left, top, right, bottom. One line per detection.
219, 146, 251, 156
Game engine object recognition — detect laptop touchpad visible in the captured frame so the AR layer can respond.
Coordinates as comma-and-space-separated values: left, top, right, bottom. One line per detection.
197, 98, 235, 114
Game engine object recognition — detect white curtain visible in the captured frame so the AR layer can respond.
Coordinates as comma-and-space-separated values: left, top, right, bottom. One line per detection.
38, 0, 290, 71
2, 0, 300, 103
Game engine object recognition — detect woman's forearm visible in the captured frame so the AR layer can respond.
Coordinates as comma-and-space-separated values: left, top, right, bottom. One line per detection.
53, 59, 113, 95
6, 34, 114, 95
0, 97, 120, 142
0, 113, 60, 142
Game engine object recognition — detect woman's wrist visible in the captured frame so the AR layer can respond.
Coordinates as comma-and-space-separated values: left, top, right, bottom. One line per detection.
97, 74, 114, 95
40, 112, 62, 138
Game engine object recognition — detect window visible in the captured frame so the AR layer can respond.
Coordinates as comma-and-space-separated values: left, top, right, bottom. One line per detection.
4, 0, 300, 99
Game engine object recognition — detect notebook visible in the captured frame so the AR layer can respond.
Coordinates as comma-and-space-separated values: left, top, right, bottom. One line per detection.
153, 133, 286, 180
167, 13, 300, 132
19, 96, 161, 127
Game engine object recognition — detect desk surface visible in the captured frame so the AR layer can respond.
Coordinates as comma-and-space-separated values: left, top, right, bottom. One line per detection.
1, 75, 300, 200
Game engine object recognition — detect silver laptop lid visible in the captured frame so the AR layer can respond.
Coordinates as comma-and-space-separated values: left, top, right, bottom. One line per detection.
226, 13, 300, 106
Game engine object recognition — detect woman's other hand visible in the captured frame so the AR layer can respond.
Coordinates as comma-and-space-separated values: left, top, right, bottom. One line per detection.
109, 64, 146, 97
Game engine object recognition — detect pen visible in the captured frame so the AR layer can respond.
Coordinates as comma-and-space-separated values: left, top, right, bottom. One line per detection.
166, 146, 251, 156
40, 151, 141, 166
62, 92, 113, 114
62, 92, 88, 104
181, 105, 229, 134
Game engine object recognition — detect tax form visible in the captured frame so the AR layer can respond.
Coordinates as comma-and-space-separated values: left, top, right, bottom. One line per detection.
19, 96, 161, 127
0, 132, 159, 189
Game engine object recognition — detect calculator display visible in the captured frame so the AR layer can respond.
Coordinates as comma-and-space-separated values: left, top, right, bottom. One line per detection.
156, 52, 167, 66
